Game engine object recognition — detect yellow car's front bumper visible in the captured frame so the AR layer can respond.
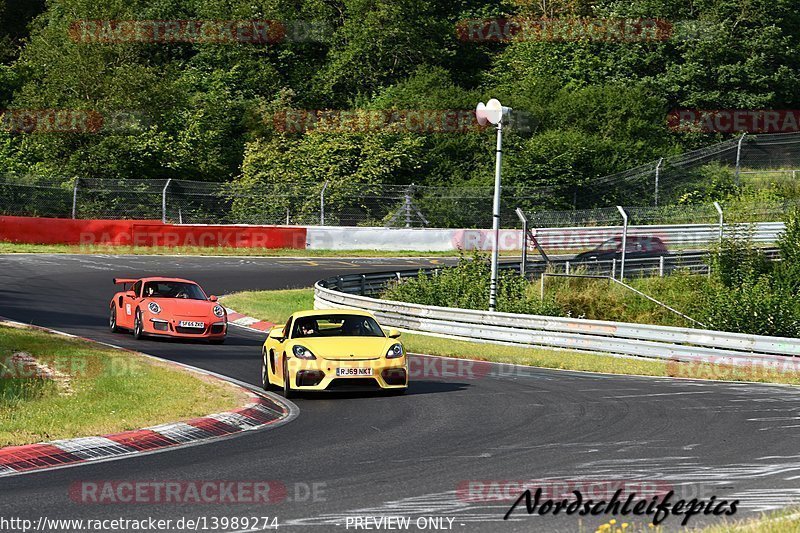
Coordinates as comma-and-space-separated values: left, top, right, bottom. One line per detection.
286, 356, 408, 391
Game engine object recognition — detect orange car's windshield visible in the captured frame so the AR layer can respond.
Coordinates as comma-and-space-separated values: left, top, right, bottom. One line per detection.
142, 281, 206, 300
292, 315, 385, 338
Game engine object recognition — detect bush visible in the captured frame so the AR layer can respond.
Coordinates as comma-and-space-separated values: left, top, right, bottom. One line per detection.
382, 252, 561, 315
708, 227, 772, 289
701, 276, 800, 338
700, 216, 800, 337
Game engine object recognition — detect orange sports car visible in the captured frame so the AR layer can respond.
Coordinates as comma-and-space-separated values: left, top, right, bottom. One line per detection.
109, 277, 227, 343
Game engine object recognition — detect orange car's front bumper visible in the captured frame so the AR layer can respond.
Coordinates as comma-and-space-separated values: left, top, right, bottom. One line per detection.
144, 317, 227, 339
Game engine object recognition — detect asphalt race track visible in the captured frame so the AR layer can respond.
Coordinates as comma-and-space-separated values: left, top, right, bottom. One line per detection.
1, 254, 800, 532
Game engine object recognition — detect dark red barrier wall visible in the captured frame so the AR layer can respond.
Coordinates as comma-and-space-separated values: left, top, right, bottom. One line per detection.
0, 216, 307, 249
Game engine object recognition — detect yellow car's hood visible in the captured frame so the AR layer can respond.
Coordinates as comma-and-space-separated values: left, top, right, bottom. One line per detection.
293, 337, 392, 361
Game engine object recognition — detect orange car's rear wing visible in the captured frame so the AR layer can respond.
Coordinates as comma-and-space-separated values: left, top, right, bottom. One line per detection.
113, 278, 138, 285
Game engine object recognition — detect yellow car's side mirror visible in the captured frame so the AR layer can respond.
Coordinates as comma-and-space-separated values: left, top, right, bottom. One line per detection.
387, 329, 401, 339
269, 328, 285, 341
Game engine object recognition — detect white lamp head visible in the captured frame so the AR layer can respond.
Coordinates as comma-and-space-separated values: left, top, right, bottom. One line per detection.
477, 99, 511, 126
475, 102, 488, 126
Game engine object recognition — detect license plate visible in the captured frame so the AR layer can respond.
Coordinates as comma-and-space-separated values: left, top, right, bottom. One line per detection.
336, 367, 373, 377
179, 321, 205, 328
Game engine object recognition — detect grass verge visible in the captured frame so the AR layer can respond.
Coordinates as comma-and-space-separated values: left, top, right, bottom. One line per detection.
690, 507, 800, 532
221, 289, 800, 386
223, 289, 315, 324
0, 323, 244, 447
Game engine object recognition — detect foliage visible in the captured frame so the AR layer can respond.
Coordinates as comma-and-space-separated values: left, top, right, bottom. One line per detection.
0, 0, 798, 214
382, 252, 562, 315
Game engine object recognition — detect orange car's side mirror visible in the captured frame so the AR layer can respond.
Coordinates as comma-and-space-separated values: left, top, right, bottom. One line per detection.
125, 290, 136, 298
208, 295, 218, 302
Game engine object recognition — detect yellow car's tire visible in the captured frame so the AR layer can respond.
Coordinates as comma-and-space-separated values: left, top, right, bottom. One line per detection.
282, 356, 294, 399
261, 351, 270, 391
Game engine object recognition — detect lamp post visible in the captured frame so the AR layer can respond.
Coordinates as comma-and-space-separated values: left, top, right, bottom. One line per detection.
477, 99, 511, 312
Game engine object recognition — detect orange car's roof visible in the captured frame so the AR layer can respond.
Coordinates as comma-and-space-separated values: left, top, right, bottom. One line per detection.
137, 277, 199, 284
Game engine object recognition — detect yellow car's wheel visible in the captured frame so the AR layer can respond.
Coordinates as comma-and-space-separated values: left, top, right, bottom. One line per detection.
261, 350, 270, 391
282, 356, 294, 399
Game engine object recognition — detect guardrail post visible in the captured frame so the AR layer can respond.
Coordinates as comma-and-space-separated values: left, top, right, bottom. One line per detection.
337, 276, 343, 291
735, 133, 746, 185
713, 201, 724, 242
616, 206, 628, 280
360, 274, 366, 295
565, 261, 570, 275
612, 257, 617, 279
71, 177, 80, 219
516, 207, 528, 278
540, 273, 545, 299
654, 157, 663, 207
659, 255, 665, 277
161, 178, 172, 224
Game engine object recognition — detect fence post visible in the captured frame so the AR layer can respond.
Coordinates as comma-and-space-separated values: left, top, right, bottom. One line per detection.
616, 206, 628, 280
404, 184, 414, 228
540, 273, 545, 299
161, 178, 172, 224
659, 255, 664, 277
654, 157, 663, 207
612, 257, 617, 279
565, 261, 570, 275
71, 178, 80, 219
320, 180, 328, 226
286, 207, 290, 225
516, 207, 528, 278
713, 201, 724, 242
735, 133, 746, 185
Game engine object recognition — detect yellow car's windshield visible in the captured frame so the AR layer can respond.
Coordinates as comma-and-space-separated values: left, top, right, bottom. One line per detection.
292, 314, 385, 339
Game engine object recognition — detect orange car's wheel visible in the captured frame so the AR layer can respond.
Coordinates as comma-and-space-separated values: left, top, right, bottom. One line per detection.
133, 309, 144, 340
109, 306, 122, 333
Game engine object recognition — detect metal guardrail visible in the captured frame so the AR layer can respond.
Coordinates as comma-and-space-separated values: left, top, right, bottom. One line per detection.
314, 253, 800, 367
319, 249, 780, 297
528, 222, 784, 251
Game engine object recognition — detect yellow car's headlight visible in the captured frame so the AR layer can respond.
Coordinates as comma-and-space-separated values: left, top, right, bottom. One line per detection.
386, 343, 404, 358
292, 345, 316, 360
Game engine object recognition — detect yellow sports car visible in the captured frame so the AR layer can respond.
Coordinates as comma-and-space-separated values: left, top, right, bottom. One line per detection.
261, 310, 408, 397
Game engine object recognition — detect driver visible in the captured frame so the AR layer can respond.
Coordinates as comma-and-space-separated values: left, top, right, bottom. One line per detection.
297, 319, 318, 337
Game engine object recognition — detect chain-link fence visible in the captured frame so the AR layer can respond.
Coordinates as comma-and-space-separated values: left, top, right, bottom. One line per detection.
3, 132, 800, 227
0, 174, 562, 228
580, 131, 800, 207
